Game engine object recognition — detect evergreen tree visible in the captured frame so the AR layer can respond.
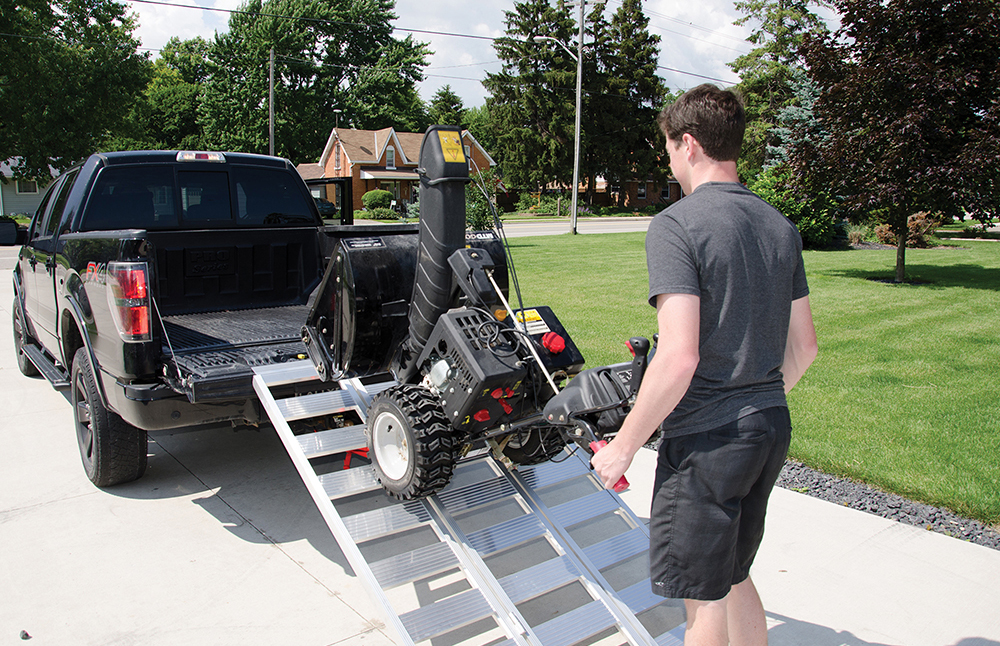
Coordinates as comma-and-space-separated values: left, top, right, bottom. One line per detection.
198, 0, 429, 163
483, 0, 577, 190
596, 0, 669, 205
429, 85, 465, 128
728, 0, 830, 182
464, 104, 498, 163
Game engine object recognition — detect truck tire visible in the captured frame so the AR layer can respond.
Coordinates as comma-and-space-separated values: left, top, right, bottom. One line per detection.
12, 300, 40, 377
366, 384, 454, 500
71, 347, 147, 487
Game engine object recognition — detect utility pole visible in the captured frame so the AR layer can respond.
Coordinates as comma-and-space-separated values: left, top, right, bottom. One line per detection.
570, 0, 584, 235
269, 47, 275, 156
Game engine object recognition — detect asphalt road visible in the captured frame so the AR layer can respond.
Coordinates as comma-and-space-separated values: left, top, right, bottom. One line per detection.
498, 216, 653, 238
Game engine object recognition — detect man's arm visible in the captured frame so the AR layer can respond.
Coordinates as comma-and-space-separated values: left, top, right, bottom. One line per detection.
782, 295, 818, 394
591, 292, 700, 489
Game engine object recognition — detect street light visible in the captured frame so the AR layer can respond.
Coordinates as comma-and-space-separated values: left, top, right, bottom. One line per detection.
529, 4, 585, 234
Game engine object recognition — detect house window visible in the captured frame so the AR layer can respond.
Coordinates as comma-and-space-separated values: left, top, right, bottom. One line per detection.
334, 145, 341, 170
16, 179, 38, 194
637, 183, 647, 200
464, 145, 472, 171
386, 146, 395, 169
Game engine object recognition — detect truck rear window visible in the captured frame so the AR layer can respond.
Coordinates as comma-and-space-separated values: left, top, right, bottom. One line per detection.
81, 165, 317, 230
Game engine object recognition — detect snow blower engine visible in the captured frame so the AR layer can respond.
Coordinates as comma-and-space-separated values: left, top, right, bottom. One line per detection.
302, 125, 652, 499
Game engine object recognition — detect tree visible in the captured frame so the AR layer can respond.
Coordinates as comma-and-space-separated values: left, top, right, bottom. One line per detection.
198, 0, 429, 163
429, 85, 465, 128
0, 0, 150, 179
483, 0, 578, 190
593, 0, 669, 205
464, 104, 498, 163
728, 0, 830, 182
801, 0, 1000, 281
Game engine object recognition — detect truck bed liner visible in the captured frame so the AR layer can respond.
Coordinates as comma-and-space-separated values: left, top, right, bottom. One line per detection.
161, 304, 309, 353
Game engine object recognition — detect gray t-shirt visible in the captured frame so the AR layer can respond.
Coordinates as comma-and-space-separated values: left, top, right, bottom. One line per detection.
646, 181, 809, 438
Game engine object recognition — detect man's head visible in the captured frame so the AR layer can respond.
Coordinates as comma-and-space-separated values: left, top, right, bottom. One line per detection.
657, 84, 745, 162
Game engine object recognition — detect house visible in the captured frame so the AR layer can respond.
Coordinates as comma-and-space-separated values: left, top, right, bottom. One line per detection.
297, 127, 497, 214
1, 160, 56, 217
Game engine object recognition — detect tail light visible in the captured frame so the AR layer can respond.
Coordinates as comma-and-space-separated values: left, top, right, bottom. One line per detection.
107, 262, 151, 341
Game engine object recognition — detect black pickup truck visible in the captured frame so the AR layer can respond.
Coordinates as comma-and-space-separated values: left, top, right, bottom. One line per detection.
11, 150, 379, 487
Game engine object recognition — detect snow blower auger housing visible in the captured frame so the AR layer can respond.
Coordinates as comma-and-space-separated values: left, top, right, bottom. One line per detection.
302, 125, 645, 500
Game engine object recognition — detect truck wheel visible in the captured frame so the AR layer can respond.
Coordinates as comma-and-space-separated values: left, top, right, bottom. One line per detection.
502, 427, 568, 466
366, 385, 454, 500
71, 347, 147, 487
12, 301, 40, 377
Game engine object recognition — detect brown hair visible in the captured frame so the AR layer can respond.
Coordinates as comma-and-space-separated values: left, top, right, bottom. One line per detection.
657, 84, 746, 162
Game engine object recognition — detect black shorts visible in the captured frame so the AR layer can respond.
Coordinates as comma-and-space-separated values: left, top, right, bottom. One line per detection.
649, 406, 791, 601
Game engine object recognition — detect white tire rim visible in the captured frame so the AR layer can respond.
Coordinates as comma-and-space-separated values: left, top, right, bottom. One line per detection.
372, 410, 409, 481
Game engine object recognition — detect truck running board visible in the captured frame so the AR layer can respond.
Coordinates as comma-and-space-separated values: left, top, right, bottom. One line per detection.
253, 360, 686, 646
23, 344, 70, 390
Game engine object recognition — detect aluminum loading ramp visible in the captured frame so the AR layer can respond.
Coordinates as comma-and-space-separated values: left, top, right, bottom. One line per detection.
253, 360, 686, 646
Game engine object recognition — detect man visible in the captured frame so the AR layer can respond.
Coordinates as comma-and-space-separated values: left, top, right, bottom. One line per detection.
591, 84, 818, 646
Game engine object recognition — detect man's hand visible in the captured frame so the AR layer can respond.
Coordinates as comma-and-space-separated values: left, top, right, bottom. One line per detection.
591, 438, 636, 490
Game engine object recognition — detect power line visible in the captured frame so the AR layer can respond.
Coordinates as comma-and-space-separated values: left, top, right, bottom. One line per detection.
123, 0, 742, 84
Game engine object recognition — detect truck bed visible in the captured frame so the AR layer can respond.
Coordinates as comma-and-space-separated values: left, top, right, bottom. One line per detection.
161, 304, 310, 401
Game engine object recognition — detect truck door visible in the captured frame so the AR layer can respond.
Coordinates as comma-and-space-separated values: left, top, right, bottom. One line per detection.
19, 176, 63, 348
25, 172, 77, 355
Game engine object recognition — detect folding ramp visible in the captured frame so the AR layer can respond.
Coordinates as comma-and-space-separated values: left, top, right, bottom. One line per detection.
253, 360, 687, 646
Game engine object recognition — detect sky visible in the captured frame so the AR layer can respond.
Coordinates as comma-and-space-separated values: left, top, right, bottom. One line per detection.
123, 0, 818, 108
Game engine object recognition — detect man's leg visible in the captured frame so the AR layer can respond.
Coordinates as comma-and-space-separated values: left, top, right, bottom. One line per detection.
683, 577, 767, 646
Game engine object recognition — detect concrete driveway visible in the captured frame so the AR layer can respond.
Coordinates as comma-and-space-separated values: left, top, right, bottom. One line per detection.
2, 244, 1000, 645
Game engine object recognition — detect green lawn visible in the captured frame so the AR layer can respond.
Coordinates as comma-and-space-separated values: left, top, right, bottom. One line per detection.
508, 233, 1000, 525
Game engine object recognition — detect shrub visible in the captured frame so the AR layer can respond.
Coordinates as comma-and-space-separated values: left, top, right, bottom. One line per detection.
748, 164, 838, 249
368, 207, 397, 221
362, 189, 394, 210
874, 212, 942, 248
466, 167, 502, 230
406, 202, 420, 219
514, 191, 569, 216
846, 223, 876, 245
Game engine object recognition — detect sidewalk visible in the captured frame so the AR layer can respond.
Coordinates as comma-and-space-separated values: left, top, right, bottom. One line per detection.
2, 246, 999, 645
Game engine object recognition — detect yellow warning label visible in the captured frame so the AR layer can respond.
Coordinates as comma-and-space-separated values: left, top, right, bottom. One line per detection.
515, 309, 542, 323
437, 131, 466, 164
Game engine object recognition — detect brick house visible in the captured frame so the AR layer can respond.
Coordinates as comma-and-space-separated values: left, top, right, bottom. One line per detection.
297, 127, 497, 214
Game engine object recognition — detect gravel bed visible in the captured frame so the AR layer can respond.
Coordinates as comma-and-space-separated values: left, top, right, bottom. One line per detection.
776, 460, 1000, 551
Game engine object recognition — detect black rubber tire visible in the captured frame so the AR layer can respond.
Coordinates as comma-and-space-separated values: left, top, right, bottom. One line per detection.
12, 300, 40, 377
71, 347, 148, 487
366, 384, 455, 500
502, 427, 568, 466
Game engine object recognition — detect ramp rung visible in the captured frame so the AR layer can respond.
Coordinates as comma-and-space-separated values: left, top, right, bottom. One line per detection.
296, 426, 366, 459
551, 490, 622, 528
253, 360, 318, 386
369, 541, 460, 589
657, 626, 686, 645
399, 587, 494, 643
533, 599, 616, 646
277, 388, 362, 421
518, 456, 591, 489
584, 527, 648, 571
437, 475, 516, 514
345, 501, 432, 542
467, 513, 547, 556
617, 579, 666, 615
319, 466, 380, 500
499, 554, 580, 604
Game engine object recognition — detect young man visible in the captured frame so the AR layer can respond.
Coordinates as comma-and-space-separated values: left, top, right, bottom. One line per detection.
591, 84, 818, 646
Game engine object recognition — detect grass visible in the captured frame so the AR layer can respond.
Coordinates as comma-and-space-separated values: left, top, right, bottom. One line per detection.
507, 233, 1000, 525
